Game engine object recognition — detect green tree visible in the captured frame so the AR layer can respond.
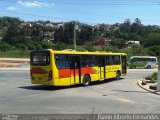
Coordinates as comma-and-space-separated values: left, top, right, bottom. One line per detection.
54, 26, 65, 43
78, 26, 93, 44
27, 43, 36, 50
41, 41, 53, 49
15, 44, 28, 51
131, 18, 142, 34
148, 45, 160, 56
110, 38, 126, 49
64, 22, 74, 44
120, 19, 131, 33
132, 45, 148, 56
0, 41, 13, 51
145, 33, 160, 47
3, 24, 22, 45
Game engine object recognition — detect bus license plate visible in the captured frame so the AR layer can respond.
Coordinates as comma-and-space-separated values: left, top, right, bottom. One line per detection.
38, 77, 43, 80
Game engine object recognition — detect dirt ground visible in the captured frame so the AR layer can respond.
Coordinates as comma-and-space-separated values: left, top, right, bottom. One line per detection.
0, 58, 30, 68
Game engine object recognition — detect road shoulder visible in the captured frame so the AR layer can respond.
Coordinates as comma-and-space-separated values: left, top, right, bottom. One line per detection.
137, 80, 160, 95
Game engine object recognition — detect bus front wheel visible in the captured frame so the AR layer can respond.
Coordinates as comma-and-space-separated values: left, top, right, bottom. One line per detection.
83, 75, 91, 86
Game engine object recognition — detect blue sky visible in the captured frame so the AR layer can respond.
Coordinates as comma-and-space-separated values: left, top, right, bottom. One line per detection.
0, 0, 160, 25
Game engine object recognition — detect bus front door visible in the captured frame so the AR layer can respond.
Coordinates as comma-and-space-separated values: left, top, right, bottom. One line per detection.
70, 56, 81, 85
98, 56, 106, 80
121, 55, 127, 74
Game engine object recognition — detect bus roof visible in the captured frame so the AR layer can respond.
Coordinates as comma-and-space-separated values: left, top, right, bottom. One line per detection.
47, 49, 126, 55
130, 56, 157, 59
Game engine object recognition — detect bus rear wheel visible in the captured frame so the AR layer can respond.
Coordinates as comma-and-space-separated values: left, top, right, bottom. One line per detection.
115, 71, 121, 80
132, 65, 136, 69
83, 75, 91, 86
146, 65, 151, 69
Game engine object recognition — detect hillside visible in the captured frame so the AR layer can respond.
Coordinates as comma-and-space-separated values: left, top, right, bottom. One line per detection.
0, 17, 160, 59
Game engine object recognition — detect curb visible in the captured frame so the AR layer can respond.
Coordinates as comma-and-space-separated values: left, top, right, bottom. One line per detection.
0, 67, 30, 70
137, 80, 160, 95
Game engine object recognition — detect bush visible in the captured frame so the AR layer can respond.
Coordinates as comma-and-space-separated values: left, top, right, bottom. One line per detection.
0, 50, 30, 58
0, 41, 13, 51
151, 72, 158, 82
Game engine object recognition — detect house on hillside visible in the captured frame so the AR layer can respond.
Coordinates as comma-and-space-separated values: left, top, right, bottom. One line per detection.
44, 32, 55, 42
20, 22, 32, 27
54, 23, 64, 29
35, 23, 44, 27
92, 38, 112, 46
125, 40, 140, 48
45, 23, 54, 27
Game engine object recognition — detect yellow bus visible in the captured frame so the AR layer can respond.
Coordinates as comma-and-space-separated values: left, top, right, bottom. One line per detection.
30, 49, 127, 86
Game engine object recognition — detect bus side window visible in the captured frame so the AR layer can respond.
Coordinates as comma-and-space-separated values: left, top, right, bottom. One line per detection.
132, 58, 136, 62
106, 55, 113, 65
140, 58, 143, 61
106, 56, 109, 65
137, 58, 140, 62
141, 58, 147, 61
113, 55, 120, 65
151, 58, 156, 62
55, 55, 69, 69
147, 58, 150, 62
70, 61, 76, 68
81, 55, 90, 67
90, 55, 98, 66
133, 58, 140, 62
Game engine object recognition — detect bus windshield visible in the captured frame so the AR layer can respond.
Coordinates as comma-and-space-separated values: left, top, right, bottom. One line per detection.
30, 51, 50, 66
128, 58, 133, 63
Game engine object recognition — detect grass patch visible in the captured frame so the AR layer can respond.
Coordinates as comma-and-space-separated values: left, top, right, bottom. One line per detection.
0, 50, 30, 58
145, 72, 157, 83
151, 72, 158, 83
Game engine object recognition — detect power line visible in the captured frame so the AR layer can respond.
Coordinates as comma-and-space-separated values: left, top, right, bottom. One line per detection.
0, 0, 160, 24
1, 0, 155, 21
0, 9, 100, 25
31, 0, 160, 5
0, 0, 159, 5
1, 8, 160, 25
0, 9, 69, 21
0, 8, 131, 22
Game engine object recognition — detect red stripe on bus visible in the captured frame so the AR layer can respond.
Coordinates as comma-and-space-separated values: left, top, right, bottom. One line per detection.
58, 69, 71, 78
58, 67, 95, 78
31, 67, 46, 74
81, 67, 94, 75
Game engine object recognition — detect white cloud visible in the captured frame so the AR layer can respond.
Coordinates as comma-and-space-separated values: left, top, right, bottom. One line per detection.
6, 7, 17, 11
17, 0, 46, 8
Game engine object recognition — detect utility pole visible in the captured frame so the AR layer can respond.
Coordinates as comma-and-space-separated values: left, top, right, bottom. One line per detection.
157, 51, 160, 92
73, 25, 78, 50
158, 65, 160, 92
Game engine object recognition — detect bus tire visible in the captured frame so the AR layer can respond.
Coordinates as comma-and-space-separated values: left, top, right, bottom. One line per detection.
146, 65, 151, 69
133, 65, 136, 69
115, 71, 121, 80
83, 75, 91, 86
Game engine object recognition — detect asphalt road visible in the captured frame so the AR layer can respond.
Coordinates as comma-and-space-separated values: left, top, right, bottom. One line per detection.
0, 68, 159, 114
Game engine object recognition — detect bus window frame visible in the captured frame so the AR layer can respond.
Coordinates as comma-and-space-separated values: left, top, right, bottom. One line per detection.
31, 51, 50, 66
55, 54, 70, 69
